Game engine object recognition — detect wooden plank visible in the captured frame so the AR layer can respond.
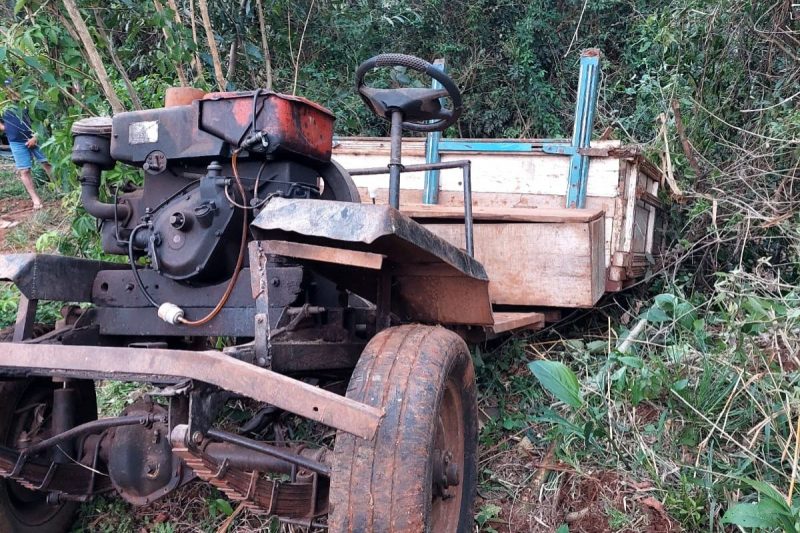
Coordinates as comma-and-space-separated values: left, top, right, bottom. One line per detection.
620, 164, 639, 253
333, 137, 622, 155
490, 311, 545, 334
424, 220, 605, 308
589, 217, 606, 303
261, 240, 384, 270
359, 188, 619, 267
335, 144, 623, 198
13, 296, 37, 342
401, 204, 604, 223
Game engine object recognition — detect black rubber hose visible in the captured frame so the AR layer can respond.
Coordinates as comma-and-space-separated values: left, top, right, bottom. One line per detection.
79, 163, 130, 221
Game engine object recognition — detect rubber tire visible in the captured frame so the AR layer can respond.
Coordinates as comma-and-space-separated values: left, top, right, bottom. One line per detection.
0, 330, 97, 533
329, 324, 477, 533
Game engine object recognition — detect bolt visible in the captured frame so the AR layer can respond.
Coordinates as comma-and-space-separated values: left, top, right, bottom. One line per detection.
271, 278, 280, 287
257, 357, 268, 367
256, 315, 264, 324
125, 283, 135, 291
145, 463, 160, 479
191, 431, 204, 444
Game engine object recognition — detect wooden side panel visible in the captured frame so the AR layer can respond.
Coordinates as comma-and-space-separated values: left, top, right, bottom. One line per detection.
334, 139, 623, 198
590, 217, 606, 303
332, 137, 665, 296
360, 189, 618, 267
422, 220, 605, 308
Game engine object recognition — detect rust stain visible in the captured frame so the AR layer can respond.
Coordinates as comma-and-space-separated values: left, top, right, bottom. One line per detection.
232, 98, 251, 127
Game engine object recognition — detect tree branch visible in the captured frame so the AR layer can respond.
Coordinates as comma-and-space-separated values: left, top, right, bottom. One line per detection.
152, 0, 189, 87
94, 11, 143, 110
197, 0, 226, 91
188, 0, 204, 79
254, 0, 273, 89
61, 0, 125, 113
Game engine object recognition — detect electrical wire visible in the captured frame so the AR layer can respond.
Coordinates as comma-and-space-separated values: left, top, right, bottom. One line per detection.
223, 160, 267, 210
177, 149, 249, 326
128, 223, 160, 308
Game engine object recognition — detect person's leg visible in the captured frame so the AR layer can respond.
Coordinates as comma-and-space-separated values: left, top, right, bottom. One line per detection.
31, 147, 53, 179
18, 169, 43, 209
8, 141, 42, 209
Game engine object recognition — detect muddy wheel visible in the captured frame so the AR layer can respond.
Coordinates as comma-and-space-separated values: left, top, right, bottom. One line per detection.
0, 327, 97, 532
329, 324, 477, 532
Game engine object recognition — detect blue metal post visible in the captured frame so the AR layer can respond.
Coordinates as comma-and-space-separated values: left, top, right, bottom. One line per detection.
542, 49, 601, 208
423, 59, 446, 205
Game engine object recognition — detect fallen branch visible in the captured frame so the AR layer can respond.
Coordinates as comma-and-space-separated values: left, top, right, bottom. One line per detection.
670, 99, 703, 179
616, 318, 648, 354
657, 112, 684, 198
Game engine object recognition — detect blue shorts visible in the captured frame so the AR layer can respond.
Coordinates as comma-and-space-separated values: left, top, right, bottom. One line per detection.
8, 141, 48, 170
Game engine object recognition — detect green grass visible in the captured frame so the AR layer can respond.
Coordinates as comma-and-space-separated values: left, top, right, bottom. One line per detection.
0, 164, 26, 199
468, 277, 800, 531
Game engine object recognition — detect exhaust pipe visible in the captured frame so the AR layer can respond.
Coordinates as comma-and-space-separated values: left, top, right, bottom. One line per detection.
71, 117, 130, 221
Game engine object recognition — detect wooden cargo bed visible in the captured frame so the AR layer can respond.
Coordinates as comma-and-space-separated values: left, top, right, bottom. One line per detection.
331, 136, 664, 311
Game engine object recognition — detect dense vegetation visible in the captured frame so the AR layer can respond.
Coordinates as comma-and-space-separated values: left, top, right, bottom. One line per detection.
0, 0, 798, 531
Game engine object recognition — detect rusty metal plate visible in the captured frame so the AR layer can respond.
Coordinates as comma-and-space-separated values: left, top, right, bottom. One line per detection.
0, 254, 126, 302
251, 198, 487, 280
251, 200, 494, 325
0, 343, 383, 440
258, 240, 385, 270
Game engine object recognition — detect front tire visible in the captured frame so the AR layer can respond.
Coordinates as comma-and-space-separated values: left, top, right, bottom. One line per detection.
329, 324, 478, 532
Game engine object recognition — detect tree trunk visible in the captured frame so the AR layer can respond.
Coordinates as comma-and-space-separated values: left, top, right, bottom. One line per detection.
152, 0, 189, 86
226, 39, 238, 82
197, 0, 226, 91
225, 0, 247, 87
254, 0, 273, 89
61, 0, 125, 113
189, 0, 204, 79
94, 12, 143, 110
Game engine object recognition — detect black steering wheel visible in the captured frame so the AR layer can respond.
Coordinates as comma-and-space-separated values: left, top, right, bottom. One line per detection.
355, 53, 462, 133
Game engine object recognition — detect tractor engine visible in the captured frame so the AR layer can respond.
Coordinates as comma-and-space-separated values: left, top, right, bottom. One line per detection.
70, 90, 349, 284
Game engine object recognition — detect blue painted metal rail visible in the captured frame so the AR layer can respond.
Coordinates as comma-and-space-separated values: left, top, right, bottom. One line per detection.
419, 49, 602, 208
423, 59, 446, 205
542, 49, 602, 208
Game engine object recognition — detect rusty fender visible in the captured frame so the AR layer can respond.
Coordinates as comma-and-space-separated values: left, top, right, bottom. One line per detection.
0, 343, 382, 440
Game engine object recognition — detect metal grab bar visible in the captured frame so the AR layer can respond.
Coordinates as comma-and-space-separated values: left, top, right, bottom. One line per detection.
346, 159, 474, 257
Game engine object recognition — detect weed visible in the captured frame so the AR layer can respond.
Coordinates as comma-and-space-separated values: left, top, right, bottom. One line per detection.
96, 381, 150, 417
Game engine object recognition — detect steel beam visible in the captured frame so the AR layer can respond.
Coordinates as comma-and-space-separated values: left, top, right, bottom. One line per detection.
0, 343, 383, 440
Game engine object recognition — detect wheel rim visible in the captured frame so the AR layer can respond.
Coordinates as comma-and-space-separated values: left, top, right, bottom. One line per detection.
4, 382, 64, 526
430, 377, 465, 531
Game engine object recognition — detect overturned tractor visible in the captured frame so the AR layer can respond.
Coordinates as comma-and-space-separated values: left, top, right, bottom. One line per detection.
0, 54, 484, 531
